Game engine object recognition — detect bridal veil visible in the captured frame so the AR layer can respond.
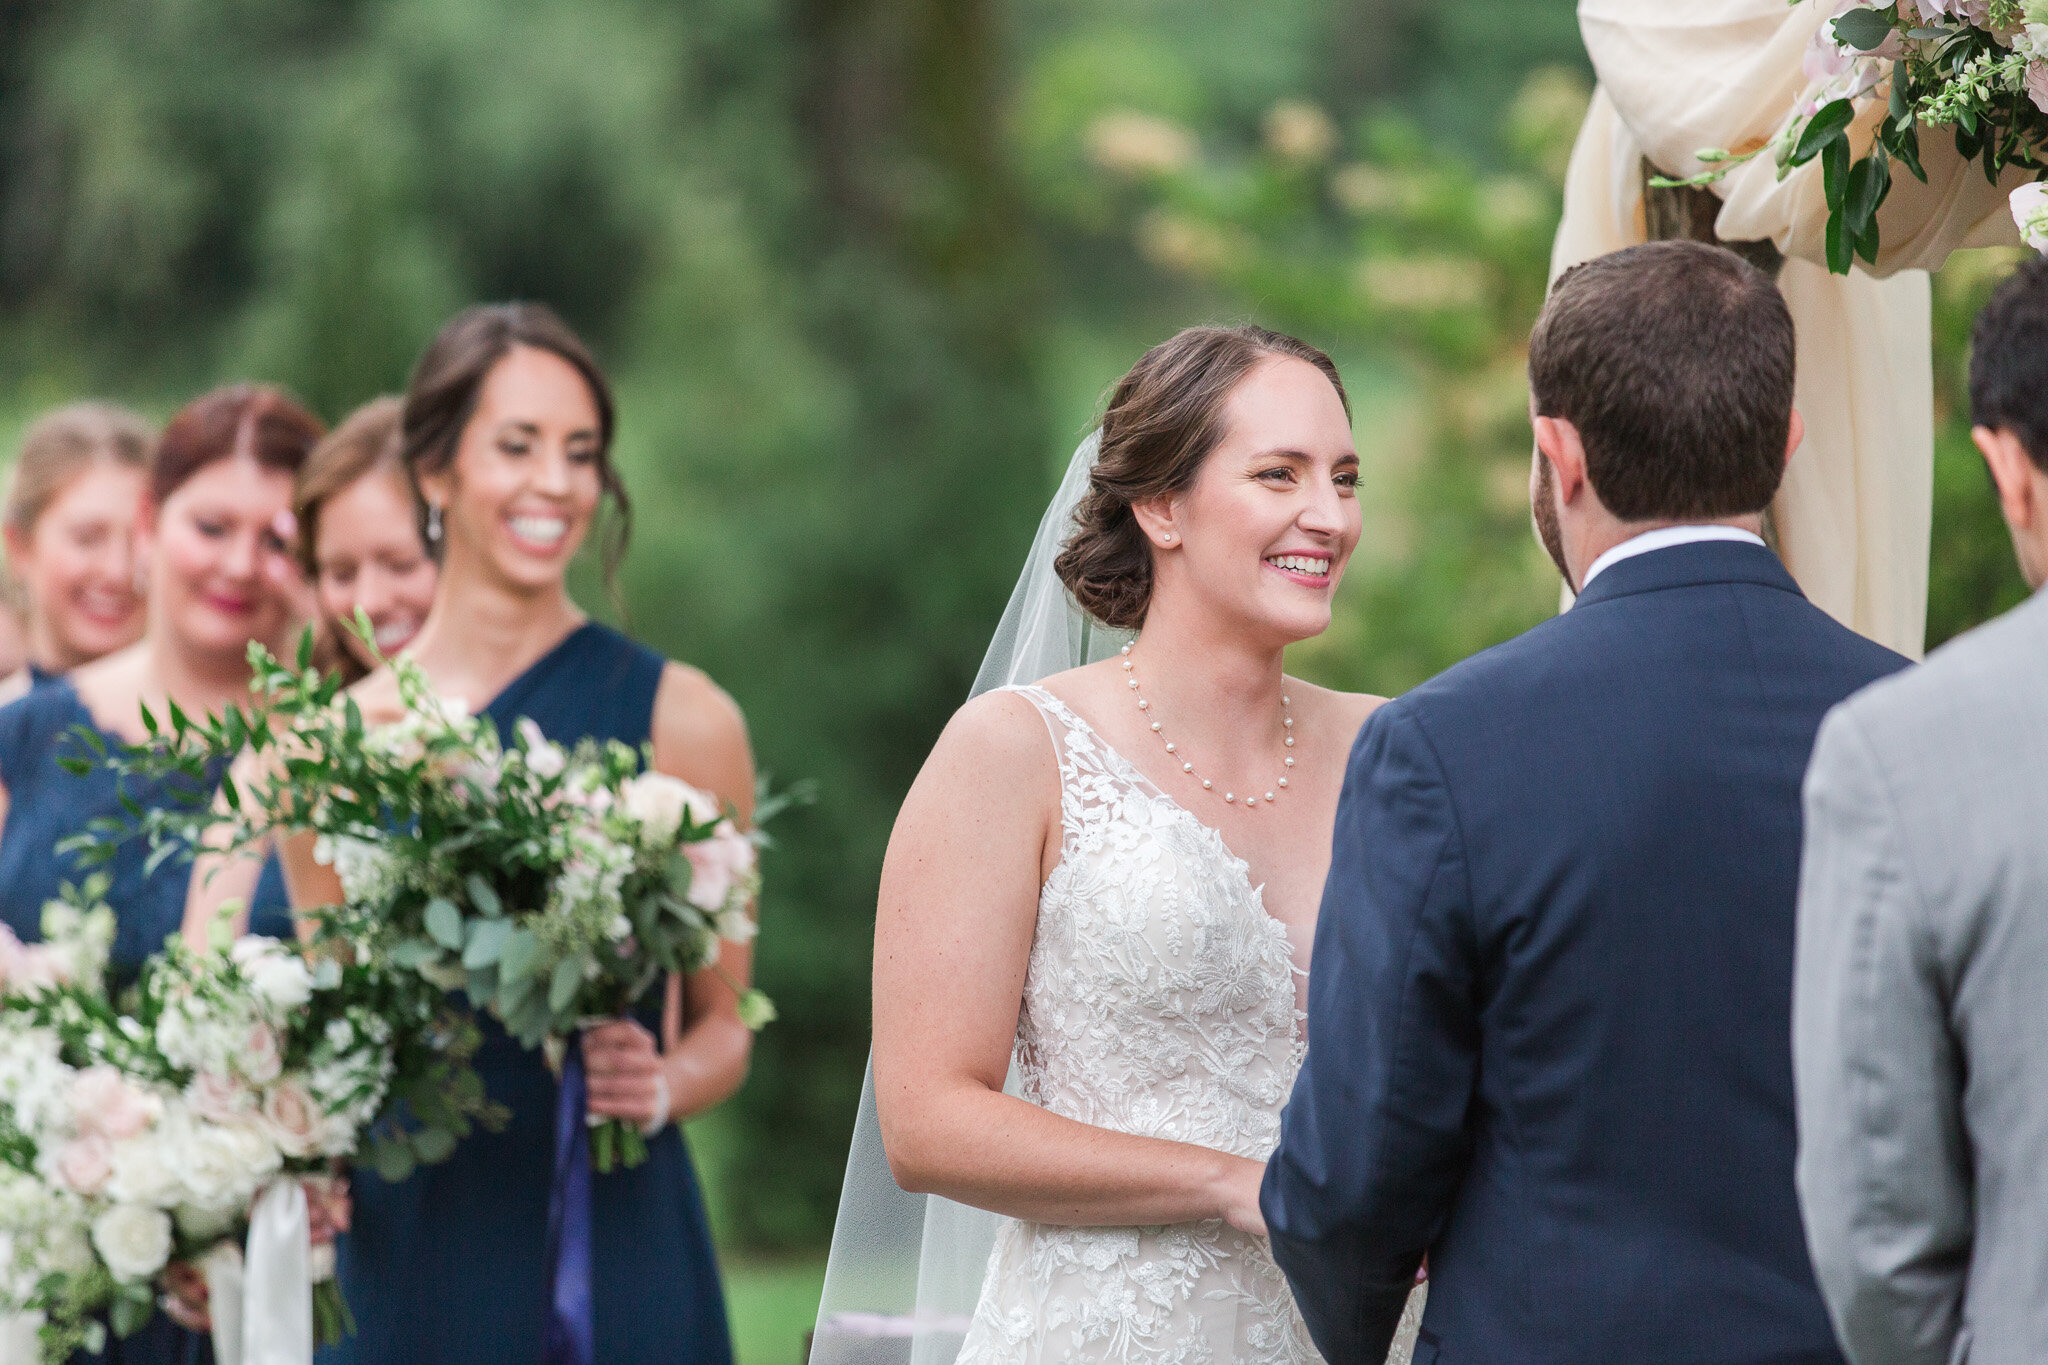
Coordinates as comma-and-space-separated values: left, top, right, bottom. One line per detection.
808, 433, 1131, 1365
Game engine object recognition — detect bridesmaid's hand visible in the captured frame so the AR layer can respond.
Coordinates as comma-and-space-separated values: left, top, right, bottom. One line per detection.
160, 1259, 212, 1334
583, 1019, 670, 1130
305, 1172, 352, 1244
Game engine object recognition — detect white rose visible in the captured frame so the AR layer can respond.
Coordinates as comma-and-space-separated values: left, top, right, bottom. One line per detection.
176, 1118, 279, 1213
618, 771, 687, 841
105, 1135, 184, 1208
90, 1204, 172, 1282
308, 1241, 336, 1283
230, 939, 315, 1012
43, 1219, 94, 1277
2013, 181, 2048, 252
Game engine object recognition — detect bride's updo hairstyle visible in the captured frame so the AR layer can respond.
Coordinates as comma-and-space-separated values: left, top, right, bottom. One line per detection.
1056, 324, 1347, 630
399, 302, 631, 588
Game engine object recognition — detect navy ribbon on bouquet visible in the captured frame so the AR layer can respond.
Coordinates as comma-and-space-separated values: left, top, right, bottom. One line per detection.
543, 1034, 595, 1365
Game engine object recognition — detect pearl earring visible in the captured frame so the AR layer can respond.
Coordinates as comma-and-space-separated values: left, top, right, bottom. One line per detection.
426, 503, 444, 544
1162, 533, 1175, 544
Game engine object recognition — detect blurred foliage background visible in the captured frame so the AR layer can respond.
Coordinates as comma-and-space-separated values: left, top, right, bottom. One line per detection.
0, 0, 2029, 1356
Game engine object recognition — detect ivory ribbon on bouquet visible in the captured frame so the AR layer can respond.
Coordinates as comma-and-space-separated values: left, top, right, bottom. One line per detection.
205, 1179, 313, 1365
1556, 0, 2030, 658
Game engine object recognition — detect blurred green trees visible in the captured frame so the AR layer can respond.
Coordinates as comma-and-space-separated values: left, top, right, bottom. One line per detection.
0, 0, 2031, 1264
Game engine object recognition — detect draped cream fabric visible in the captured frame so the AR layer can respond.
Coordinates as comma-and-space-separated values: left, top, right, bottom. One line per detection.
1554, 0, 2027, 657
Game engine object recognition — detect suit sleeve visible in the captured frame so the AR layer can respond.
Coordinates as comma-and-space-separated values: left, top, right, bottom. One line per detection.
1263, 701, 1477, 1362
1794, 705, 1970, 1365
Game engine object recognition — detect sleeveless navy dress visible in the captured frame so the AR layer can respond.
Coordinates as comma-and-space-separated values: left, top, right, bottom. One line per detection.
327, 623, 733, 1365
0, 679, 220, 1365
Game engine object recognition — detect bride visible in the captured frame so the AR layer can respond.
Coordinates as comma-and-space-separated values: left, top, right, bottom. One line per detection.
865, 324, 1419, 1363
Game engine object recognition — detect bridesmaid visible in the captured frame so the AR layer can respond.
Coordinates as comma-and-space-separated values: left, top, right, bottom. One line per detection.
279, 304, 754, 1365
238, 397, 439, 938
0, 383, 322, 1364
0, 403, 152, 705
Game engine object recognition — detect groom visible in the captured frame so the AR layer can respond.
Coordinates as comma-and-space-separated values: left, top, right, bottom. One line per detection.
1263, 240, 1908, 1363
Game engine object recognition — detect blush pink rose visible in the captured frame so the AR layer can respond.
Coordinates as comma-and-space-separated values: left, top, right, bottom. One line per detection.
188, 1070, 256, 1127
2029, 60, 2048, 114
683, 823, 756, 913
261, 1081, 322, 1159
56, 1135, 113, 1196
69, 1067, 158, 1141
240, 1022, 283, 1085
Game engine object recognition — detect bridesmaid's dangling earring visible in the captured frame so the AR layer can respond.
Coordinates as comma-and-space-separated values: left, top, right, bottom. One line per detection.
426, 502, 443, 545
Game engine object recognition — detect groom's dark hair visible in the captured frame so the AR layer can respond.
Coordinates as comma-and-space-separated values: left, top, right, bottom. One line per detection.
1530, 241, 1794, 520
1969, 253, 2048, 472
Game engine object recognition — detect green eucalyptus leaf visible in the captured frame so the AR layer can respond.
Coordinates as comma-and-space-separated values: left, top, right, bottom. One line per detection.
109, 1286, 153, 1338
1832, 6, 1896, 51
371, 1137, 416, 1183
424, 898, 465, 950
411, 1126, 458, 1164
466, 874, 503, 918
391, 937, 441, 969
548, 956, 584, 1013
463, 918, 512, 969
499, 928, 541, 985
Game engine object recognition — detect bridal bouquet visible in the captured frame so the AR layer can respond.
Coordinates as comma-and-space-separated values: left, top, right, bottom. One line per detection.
0, 881, 478, 1362
84, 630, 773, 1174
1667, 0, 2048, 270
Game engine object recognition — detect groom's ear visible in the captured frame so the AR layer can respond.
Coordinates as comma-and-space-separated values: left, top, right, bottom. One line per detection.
1975, 425, 2041, 531
1532, 414, 1588, 505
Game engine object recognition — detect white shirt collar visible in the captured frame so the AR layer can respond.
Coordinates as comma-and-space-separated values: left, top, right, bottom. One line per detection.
1577, 524, 1767, 595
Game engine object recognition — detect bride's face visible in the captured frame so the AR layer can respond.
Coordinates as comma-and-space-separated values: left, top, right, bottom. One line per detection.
1144, 356, 1360, 645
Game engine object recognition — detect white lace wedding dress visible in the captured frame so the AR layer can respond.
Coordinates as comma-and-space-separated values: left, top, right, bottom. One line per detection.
955, 685, 1420, 1365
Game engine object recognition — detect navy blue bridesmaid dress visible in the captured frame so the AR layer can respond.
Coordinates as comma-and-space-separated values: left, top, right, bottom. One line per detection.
0, 678, 219, 1365
327, 622, 734, 1365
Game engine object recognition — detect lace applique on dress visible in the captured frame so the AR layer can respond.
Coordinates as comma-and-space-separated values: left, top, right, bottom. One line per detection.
954, 686, 1422, 1365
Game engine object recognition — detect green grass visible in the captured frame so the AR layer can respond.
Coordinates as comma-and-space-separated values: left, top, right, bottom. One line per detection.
723, 1257, 826, 1365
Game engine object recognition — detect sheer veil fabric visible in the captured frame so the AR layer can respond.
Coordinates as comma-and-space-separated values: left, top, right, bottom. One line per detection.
809, 434, 1131, 1365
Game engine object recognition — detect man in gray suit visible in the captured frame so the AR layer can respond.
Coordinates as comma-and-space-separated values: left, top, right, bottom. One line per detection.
1795, 254, 2048, 1365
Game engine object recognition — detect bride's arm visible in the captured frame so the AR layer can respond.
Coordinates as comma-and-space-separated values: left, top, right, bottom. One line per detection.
874, 690, 1267, 1234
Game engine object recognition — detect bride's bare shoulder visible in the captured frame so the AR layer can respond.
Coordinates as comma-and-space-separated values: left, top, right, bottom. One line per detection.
1286, 677, 1389, 743
940, 685, 1060, 773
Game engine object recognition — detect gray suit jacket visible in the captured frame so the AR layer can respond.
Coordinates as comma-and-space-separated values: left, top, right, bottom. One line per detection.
1795, 586, 2048, 1365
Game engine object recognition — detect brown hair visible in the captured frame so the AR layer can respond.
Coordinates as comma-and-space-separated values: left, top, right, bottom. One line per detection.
294, 396, 414, 682
1054, 324, 1348, 630
1529, 240, 1794, 521
399, 303, 629, 594
293, 397, 408, 579
1969, 252, 2048, 472
5, 402, 153, 539
151, 385, 325, 507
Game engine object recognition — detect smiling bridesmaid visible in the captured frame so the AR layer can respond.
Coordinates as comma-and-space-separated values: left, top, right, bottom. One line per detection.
0, 384, 322, 1364
277, 304, 754, 1365
0, 402, 153, 705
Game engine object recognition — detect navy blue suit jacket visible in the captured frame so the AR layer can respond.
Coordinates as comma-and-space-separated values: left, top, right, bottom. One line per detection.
1263, 542, 1909, 1364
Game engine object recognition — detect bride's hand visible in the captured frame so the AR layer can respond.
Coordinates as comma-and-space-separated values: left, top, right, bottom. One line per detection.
1214, 1156, 1270, 1238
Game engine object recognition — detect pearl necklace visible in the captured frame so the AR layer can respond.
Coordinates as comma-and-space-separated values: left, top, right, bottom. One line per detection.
1120, 642, 1295, 808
